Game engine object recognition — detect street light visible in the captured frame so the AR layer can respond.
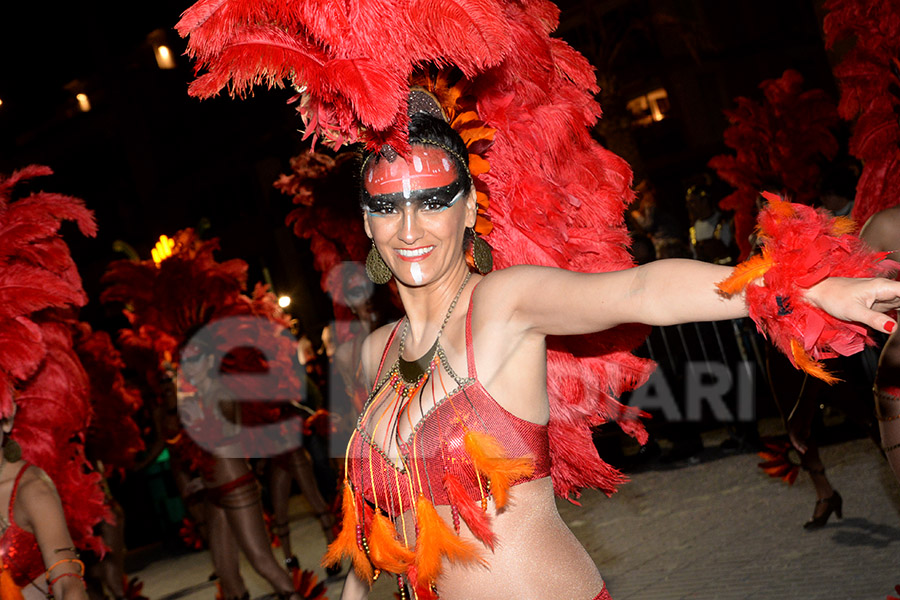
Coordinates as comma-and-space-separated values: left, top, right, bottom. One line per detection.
278, 295, 291, 308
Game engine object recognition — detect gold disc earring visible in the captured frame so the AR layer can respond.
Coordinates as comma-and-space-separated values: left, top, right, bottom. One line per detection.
470, 229, 493, 274
365, 242, 392, 284
3, 437, 22, 462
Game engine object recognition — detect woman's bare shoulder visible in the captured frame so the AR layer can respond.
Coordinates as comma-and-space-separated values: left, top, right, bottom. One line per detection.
360, 319, 401, 385
12, 465, 62, 526
14, 465, 57, 498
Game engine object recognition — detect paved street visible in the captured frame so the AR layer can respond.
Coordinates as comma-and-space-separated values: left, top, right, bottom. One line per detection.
135, 420, 900, 600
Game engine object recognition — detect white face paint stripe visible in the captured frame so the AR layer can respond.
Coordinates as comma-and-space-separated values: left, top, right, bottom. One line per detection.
410, 262, 423, 284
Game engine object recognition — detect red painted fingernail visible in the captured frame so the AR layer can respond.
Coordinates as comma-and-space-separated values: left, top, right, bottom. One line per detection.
887, 321, 896, 333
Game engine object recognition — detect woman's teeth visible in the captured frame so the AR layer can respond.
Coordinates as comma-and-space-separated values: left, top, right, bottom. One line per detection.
396, 246, 433, 257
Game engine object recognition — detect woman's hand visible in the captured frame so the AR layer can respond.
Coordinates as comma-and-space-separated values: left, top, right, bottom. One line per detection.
804, 277, 900, 333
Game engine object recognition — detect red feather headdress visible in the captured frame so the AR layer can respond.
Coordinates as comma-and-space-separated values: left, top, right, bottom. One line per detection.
709, 69, 840, 259
824, 0, 900, 225
0, 166, 109, 554
179, 0, 654, 500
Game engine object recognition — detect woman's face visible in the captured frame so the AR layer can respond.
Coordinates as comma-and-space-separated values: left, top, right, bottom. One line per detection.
178, 346, 214, 386
362, 145, 476, 287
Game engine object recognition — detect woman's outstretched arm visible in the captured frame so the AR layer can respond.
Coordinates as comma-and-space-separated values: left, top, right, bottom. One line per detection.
482, 259, 900, 337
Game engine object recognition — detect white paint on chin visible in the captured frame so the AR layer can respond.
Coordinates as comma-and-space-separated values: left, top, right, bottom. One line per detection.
410, 262, 424, 284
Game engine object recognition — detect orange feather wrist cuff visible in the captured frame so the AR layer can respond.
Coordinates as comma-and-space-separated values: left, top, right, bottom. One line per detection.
717, 193, 897, 382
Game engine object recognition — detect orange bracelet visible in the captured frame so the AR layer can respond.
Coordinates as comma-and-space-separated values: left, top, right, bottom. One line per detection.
48, 571, 85, 588
45, 558, 85, 584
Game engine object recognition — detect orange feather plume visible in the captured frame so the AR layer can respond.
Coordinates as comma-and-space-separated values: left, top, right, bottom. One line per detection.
322, 484, 374, 583
790, 339, 839, 384
414, 495, 484, 586
463, 431, 535, 508
366, 509, 415, 573
830, 216, 856, 236
717, 254, 774, 296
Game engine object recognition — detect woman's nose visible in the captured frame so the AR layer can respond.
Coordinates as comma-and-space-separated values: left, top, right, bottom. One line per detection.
399, 206, 424, 243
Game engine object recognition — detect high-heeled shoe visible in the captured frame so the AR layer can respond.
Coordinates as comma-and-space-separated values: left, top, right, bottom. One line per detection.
803, 490, 842, 529
284, 554, 300, 572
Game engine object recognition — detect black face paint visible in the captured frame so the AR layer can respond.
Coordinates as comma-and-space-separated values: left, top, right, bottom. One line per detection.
362, 179, 465, 217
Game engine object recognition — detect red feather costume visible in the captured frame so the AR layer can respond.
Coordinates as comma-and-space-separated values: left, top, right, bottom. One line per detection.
0, 166, 110, 594
100, 229, 304, 475
709, 69, 840, 259
177, 0, 653, 506
824, 0, 900, 224
74, 322, 145, 479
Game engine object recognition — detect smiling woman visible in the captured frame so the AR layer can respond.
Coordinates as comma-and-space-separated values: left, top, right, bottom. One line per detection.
362, 109, 477, 289
174, 2, 900, 599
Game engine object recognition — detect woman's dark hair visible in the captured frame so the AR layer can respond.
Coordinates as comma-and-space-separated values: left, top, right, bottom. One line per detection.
359, 112, 473, 207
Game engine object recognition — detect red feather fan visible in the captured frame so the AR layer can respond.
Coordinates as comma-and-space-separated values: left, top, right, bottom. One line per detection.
823, 0, 900, 225
0, 166, 109, 555
709, 69, 840, 259
179, 0, 654, 502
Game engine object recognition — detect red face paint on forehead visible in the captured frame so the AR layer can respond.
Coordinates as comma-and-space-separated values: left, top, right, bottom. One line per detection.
364, 145, 458, 197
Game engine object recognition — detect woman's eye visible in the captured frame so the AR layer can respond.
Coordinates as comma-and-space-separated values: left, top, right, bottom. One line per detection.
369, 203, 397, 214
422, 200, 447, 211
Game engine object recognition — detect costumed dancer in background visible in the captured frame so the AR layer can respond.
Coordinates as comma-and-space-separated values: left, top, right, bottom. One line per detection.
824, 0, 900, 490
861, 208, 900, 483
708, 69, 864, 528
74, 324, 147, 600
276, 151, 400, 417
101, 230, 327, 600
0, 166, 111, 599
176, 3, 900, 598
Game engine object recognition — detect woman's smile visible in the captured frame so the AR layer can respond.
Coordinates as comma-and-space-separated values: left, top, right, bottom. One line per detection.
395, 245, 435, 261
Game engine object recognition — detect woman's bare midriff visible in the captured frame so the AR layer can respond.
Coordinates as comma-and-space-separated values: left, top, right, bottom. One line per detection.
396, 477, 604, 600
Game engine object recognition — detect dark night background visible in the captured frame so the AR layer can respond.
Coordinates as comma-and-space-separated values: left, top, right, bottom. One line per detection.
0, 0, 852, 550
0, 0, 843, 339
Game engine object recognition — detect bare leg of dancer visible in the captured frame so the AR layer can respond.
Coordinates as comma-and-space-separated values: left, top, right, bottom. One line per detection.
766, 347, 838, 526
207, 499, 248, 600
269, 460, 296, 564
875, 327, 900, 483
206, 457, 298, 598
98, 499, 127, 598
275, 448, 337, 542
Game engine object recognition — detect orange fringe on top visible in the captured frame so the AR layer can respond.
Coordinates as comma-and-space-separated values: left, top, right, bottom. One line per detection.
322, 484, 374, 583
414, 495, 484, 586
464, 431, 535, 509
0, 568, 23, 600
366, 509, 415, 574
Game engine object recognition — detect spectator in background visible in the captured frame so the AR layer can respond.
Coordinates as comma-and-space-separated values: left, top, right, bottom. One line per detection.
860, 206, 900, 485
686, 183, 738, 266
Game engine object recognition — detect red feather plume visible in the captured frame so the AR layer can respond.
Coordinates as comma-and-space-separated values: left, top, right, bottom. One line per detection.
179, 0, 657, 503
0, 166, 108, 553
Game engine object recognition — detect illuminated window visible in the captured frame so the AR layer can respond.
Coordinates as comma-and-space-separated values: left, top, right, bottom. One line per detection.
626, 88, 670, 126
154, 44, 176, 70
76, 93, 91, 113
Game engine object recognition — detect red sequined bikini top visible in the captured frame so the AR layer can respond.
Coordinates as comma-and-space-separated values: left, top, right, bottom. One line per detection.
0, 464, 44, 587
348, 292, 551, 517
